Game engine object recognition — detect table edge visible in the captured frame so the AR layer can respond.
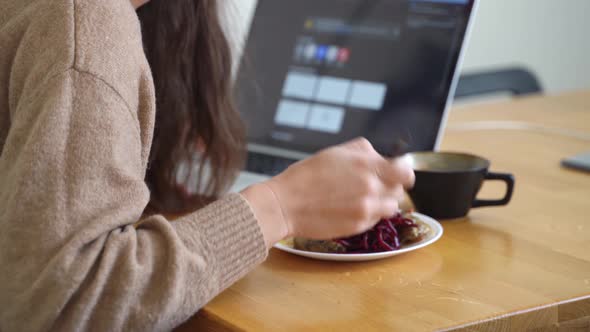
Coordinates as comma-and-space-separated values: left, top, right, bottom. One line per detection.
438, 294, 590, 331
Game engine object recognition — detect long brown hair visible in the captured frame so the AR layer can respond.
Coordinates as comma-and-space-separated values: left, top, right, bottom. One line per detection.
137, 0, 246, 214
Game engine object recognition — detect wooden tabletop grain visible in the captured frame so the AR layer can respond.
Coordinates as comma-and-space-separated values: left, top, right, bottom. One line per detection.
177, 91, 590, 332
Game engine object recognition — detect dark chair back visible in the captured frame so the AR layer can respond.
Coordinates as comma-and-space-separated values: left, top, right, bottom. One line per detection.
455, 67, 543, 99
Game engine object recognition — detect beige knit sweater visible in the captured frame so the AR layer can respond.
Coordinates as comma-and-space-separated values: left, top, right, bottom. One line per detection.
0, 0, 268, 331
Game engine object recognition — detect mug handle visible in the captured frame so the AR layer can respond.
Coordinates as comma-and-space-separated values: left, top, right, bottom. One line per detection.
472, 172, 515, 208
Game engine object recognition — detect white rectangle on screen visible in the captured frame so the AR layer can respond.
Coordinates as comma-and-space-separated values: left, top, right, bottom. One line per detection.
316, 76, 351, 104
274, 100, 310, 128
282, 71, 318, 100
307, 104, 345, 134
348, 81, 387, 110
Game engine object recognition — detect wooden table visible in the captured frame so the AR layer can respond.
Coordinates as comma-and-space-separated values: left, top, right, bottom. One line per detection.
178, 91, 590, 331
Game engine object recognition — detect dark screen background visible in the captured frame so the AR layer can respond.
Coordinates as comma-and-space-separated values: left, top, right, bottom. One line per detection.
235, 0, 474, 156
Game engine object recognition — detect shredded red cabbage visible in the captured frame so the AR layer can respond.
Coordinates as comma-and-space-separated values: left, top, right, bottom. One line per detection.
334, 213, 418, 253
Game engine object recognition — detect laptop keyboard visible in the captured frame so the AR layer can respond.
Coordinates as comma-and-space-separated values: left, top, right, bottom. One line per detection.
246, 152, 298, 176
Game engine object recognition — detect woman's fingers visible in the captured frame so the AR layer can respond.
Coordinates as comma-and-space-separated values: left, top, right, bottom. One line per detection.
342, 137, 374, 152
377, 157, 415, 189
260, 137, 417, 241
374, 184, 405, 218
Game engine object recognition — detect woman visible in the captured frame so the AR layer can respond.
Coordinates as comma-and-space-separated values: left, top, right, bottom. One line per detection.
0, 0, 414, 330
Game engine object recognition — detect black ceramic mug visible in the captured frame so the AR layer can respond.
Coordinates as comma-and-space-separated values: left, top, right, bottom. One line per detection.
405, 152, 515, 219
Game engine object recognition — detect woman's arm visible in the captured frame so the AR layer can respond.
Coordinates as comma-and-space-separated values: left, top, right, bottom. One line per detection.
0, 69, 266, 332
0, 66, 415, 332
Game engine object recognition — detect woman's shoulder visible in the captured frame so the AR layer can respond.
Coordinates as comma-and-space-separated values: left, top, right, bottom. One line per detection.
72, 0, 154, 112
2, 0, 155, 150
6, 0, 148, 77
5, 0, 154, 121
72, 0, 148, 77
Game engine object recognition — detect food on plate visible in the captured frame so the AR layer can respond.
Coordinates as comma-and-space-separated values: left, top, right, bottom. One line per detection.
293, 213, 430, 254
293, 238, 346, 254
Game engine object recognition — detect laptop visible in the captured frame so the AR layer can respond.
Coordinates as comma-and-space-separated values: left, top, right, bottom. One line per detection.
231, 0, 478, 192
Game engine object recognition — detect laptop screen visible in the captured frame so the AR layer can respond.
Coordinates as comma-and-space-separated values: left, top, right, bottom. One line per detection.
236, 0, 475, 157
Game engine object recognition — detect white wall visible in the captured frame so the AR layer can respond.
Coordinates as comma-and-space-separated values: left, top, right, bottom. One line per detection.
224, 0, 590, 94
461, 0, 590, 93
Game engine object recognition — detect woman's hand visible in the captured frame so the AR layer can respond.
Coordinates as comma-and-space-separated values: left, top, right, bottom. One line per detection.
241, 138, 415, 248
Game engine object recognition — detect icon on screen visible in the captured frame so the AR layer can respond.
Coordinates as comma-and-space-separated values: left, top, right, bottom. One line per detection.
293, 42, 305, 62
304, 19, 314, 30
337, 48, 350, 63
316, 45, 328, 62
303, 43, 317, 62
326, 46, 339, 63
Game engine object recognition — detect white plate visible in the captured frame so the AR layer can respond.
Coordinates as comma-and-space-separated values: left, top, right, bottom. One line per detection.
273, 212, 443, 262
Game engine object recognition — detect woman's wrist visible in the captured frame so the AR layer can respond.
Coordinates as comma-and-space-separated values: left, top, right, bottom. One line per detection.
240, 181, 291, 249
